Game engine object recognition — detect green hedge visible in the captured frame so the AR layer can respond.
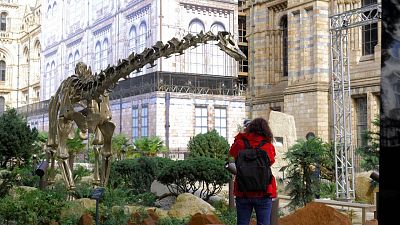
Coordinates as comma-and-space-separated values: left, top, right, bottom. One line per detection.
109, 157, 173, 194
157, 157, 231, 200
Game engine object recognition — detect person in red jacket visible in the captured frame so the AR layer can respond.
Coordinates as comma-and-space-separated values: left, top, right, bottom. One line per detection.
229, 117, 277, 225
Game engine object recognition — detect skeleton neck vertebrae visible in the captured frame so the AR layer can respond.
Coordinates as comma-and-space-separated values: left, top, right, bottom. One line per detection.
46, 31, 246, 191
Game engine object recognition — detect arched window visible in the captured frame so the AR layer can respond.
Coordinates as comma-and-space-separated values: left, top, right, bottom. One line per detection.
128, 26, 137, 56
138, 22, 147, 53
95, 41, 101, 72
68, 53, 73, 75
34, 40, 41, 58
138, 22, 147, 75
45, 63, 50, 99
0, 96, 4, 115
23, 47, 29, 63
187, 20, 205, 74
74, 50, 80, 64
52, 2, 57, 16
102, 38, 109, 68
0, 60, 5, 81
0, 12, 7, 31
280, 16, 288, 76
50, 61, 56, 95
209, 23, 226, 75
47, 5, 51, 18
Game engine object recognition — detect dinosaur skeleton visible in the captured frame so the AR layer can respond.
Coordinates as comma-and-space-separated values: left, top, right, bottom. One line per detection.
46, 31, 246, 190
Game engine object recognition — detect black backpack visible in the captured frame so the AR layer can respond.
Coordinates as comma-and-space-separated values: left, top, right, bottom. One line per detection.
236, 138, 272, 192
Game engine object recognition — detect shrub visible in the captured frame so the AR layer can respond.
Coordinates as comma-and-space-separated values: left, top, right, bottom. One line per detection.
212, 200, 237, 225
109, 157, 173, 194
72, 165, 91, 182
157, 157, 231, 200
109, 157, 157, 194
0, 184, 69, 225
356, 116, 380, 171
284, 137, 333, 210
187, 129, 229, 160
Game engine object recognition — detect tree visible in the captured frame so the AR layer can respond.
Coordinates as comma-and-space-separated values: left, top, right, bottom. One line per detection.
66, 128, 86, 170
0, 108, 38, 168
133, 136, 167, 157
187, 129, 229, 160
284, 136, 333, 210
356, 116, 380, 171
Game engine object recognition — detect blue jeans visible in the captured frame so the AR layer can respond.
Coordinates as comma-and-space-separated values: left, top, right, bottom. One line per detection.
235, 196, 272, 225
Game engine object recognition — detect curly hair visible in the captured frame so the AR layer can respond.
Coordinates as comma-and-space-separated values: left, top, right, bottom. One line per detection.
244, 117, 274, 142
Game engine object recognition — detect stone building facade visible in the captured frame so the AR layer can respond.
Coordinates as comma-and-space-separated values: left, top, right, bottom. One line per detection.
242, 0, 380, 149
0, 0, 41, 113
24, 0, 245, 152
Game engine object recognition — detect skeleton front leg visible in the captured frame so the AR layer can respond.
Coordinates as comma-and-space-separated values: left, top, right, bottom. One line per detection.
92, 145, 101, 186
45, 146, 57, 184
57, 118, 75, 190
98, 121, 115, 186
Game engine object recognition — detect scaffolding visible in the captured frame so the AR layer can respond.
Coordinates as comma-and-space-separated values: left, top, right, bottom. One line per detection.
329, 3, 381, 200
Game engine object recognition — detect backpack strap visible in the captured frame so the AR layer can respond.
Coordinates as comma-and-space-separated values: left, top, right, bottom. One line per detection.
256, 140, 268, 149
242, 138, 251, 149
242, 138, 267, 149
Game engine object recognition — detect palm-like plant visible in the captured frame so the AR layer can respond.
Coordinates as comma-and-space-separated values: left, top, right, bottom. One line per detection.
133, 136, 167, 157
112, 134, 131, 160
66, 128, 86, 170
285, 136, 333, 210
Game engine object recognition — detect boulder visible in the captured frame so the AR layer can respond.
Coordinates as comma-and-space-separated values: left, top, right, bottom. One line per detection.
150, 180, 171, 197
154, 195, 176, 210
355, 171, 379, 204
60, 198, 96, 222
363, 219, 378, 225
278, 202, 352, 225
79, 175, 94, 184
74, 198, 96, 210
9, 186, 37, 197
168, 193, 216, 218
187, 213, 224, 225
78, 213, 93, 225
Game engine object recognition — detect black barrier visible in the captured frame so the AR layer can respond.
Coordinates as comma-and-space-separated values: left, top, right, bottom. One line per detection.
35, 160, 49, 177
35, 160, 49, 189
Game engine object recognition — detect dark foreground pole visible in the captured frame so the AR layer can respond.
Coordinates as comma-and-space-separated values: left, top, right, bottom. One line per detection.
270, 197, 279, 225
91, 187, 105, 225
229, 177, 235, 209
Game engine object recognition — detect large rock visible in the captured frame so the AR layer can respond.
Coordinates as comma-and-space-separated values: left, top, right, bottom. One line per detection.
278, 202, 352, 225
168, 193, 216, 218
78, 213, 93, 225
363, 219, 378, 225
150, 180, 171, 197
74, 198, 96, 210
79, 175, 94, 184
355, 171, 379, 204
60, 198, 96, 221
9, 186, 37, 197
155, 195, 176, 210
268, 111, 297, 181
187, 213, 224, 225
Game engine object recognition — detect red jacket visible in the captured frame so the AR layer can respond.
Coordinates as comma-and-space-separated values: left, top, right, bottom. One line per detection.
229, 132, 277, 198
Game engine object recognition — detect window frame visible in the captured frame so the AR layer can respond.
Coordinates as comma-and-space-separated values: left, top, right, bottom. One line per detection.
195, 106, 208, 135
